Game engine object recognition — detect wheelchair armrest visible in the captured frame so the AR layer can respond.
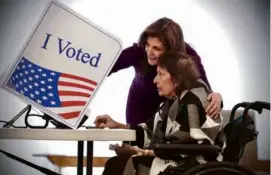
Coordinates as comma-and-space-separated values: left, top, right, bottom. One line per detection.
153, 143, 221, 155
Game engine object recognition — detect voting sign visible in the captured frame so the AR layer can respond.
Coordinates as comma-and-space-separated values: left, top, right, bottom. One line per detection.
1, 1, 122, 129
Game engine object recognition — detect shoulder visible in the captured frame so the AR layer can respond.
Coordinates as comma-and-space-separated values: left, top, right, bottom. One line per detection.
112, 43, 146, 69
179, 79, 210, 108
185, 43, 198, 57
123, 43, 145, 56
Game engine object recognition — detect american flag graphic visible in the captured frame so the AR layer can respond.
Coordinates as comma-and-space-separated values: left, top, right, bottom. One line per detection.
8, 57, 97, 119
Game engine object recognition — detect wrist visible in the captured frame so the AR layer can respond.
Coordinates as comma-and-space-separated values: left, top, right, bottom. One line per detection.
117, 123, 130, 129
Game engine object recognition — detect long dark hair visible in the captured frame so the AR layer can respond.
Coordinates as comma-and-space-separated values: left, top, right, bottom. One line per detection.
138, 17, 186, 52
137, 17, 186, 75
137, 17, 202, 77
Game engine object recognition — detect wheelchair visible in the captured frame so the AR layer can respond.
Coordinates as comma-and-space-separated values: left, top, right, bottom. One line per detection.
153, 101, 270, 175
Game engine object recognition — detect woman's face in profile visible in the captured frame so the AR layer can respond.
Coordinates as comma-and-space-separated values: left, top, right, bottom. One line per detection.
153, 65, 176, 98
145, 36, 165, 66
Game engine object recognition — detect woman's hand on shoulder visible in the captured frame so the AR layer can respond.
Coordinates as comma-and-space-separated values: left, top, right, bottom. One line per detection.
206, 92, 222, 118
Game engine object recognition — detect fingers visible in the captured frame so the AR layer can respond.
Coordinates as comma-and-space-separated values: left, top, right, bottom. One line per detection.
115, 147, 125, 156
94, 115, 109, 128
206, 98, 220, 119
207, 103, 219, 118
94, 116, 102, 127
115, 146, 137, 156
122, 143, 129, 148
94, 114, 120, 128
94, 115, 105, 123
205, 93, 213, 112
206, 93, 216, 113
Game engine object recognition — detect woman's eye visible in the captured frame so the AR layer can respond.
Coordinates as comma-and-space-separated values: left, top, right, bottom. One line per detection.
154, 47, 162, 52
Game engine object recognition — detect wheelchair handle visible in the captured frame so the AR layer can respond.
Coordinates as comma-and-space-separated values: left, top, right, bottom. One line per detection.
230, 102, 250, 122
243, 101, 270, 117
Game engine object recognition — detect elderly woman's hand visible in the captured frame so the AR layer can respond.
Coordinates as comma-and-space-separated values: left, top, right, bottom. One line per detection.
94, 114, 120, 128
115, 144, 154, 157
206, 92, 222, 118
115, 144, 139, 156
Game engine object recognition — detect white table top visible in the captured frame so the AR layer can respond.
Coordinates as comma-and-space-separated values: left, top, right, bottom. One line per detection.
0, 128, 136, 141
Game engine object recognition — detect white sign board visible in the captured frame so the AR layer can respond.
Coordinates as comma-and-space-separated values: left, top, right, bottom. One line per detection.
1, 0, 122, 129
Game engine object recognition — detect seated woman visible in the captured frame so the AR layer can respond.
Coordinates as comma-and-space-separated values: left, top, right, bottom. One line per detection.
94, 51, 222, 175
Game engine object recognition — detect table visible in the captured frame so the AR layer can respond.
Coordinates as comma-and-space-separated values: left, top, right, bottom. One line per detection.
0, 128, 136, 175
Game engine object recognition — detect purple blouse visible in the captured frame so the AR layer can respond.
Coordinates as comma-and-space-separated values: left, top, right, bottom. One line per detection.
109, 44, 210, 127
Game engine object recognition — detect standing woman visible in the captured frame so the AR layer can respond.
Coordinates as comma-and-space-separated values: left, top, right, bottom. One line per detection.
105, 17, 222, 127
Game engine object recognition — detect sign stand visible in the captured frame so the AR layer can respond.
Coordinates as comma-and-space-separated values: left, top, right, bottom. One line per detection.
1, 104, 88, 175
3, 104, 88, 129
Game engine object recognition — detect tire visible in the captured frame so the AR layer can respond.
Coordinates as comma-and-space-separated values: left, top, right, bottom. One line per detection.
181, 161, 256, 175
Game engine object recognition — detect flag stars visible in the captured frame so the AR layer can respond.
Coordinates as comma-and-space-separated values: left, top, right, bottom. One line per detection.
48, 93, 54, 97
9, 59, 66, 108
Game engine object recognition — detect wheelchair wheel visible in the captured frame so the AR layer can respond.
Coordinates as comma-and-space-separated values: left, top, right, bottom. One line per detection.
181, 161, 256, 175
